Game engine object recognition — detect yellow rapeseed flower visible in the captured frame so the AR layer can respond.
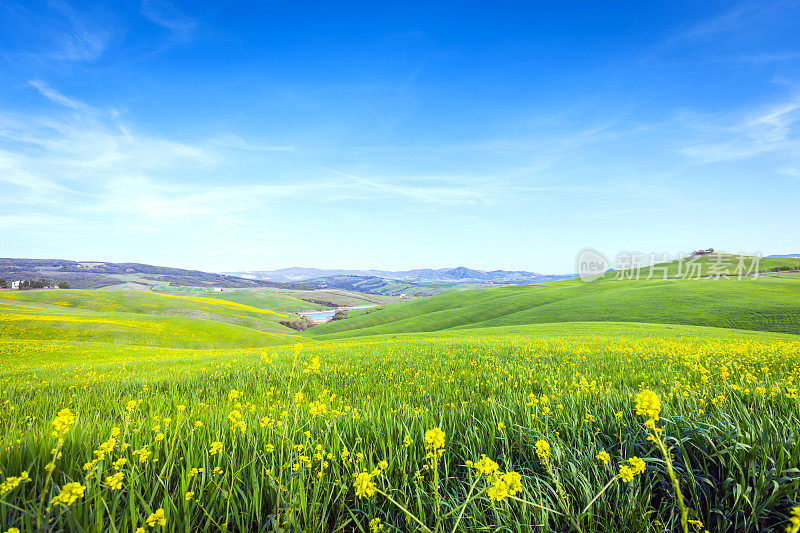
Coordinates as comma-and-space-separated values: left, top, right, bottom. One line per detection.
0, 472, 29, 496
635, 389, 661, 421
502, 471, 522, 494
51, 408, 75, 439
353, 471, 376, 498
628, 456, 646, 475
596, 451, 611, 465
146, 508, 166, 527
535, 439, 550, 461
105, 472, 124, 490
473, 454, 499, 475
787, 507, 800, 533
424, 428, 445, 450
49, 482, 85, 507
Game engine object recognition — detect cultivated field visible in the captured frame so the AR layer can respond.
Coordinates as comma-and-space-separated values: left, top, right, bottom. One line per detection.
1, 274, 799, 532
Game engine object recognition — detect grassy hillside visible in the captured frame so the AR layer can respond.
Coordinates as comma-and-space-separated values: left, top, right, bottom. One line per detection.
0, 289, 299, 332
0, 297, 301, 349
149, 286, 324, 312
611, 253, 799, 280
307, 274, 800, 338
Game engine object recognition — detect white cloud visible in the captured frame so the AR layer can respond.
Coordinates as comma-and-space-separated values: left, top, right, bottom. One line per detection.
47, 0, 114, 61
1, 81, 521, 237
779, 167, 800, 178
28, 80, 86, 110
140, 0, 197, 42
321, 168, 499, 206
209, 133, 296, 153
679, 96, 800, 163
646, 2, 800, 65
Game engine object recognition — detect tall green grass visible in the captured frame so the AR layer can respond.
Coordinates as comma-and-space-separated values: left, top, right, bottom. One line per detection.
0, 323, 798, 532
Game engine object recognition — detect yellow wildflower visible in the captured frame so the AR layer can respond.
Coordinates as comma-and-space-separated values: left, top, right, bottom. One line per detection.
49, 482, 85, 507
51, 408, 75, 439
535, 439, 550, 461
146, 508, 166, 527
0, 472, 29, 495
787, 507, 800, 533
473, 454, 499, 475
353, 471, 376, 498
635, 389, 661, 421
424, 427, 445, 450
628, 456, 646, 475
105, 472, 124, 490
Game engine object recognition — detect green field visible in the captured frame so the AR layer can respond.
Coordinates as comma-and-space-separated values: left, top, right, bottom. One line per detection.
307, 275, 800, 339
0, 269, 798, 532
151, 285, 404, 311
0, 290, 305, 349
149, 286, 326, 313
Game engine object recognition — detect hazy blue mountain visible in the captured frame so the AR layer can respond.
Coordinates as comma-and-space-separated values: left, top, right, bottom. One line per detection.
226, 267, 576, 284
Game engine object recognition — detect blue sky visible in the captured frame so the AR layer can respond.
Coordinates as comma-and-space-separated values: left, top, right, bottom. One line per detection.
1, 1, 799, 273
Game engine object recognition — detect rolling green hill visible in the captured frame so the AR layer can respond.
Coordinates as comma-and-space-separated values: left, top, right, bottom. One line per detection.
0, 289, 299, 332
148, 286, 325, 312
607, 253, 799, 280
0, 298, 302, 349
306, 265, 800, 338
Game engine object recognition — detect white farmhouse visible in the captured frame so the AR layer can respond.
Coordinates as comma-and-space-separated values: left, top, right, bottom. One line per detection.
10, 280, 20, 289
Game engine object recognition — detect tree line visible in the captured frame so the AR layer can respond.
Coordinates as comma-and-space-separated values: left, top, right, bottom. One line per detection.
0, 277, 70, 290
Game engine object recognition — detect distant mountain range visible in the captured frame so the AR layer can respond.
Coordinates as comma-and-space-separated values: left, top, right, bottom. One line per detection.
1, 258, 576, 295
769, 254, 800, 258
226, 267, 576, 284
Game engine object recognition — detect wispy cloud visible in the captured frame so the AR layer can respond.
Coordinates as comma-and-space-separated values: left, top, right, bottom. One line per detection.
209, 133, 296, 153
140, 0, 197, 42
679, 96, 800, 163
646, 2, 800, 65
28, 80, 87, 110
779, 167, 800, 178
47, 0, 114, 61
321, 168, 500, 206
1, 81, 526, 237
0, 0, 117, 63
665, 3, 762, 46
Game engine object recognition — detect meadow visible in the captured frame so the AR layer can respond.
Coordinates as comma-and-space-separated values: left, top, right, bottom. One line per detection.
1, 277, 799, 532
307, 276, 800, 339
